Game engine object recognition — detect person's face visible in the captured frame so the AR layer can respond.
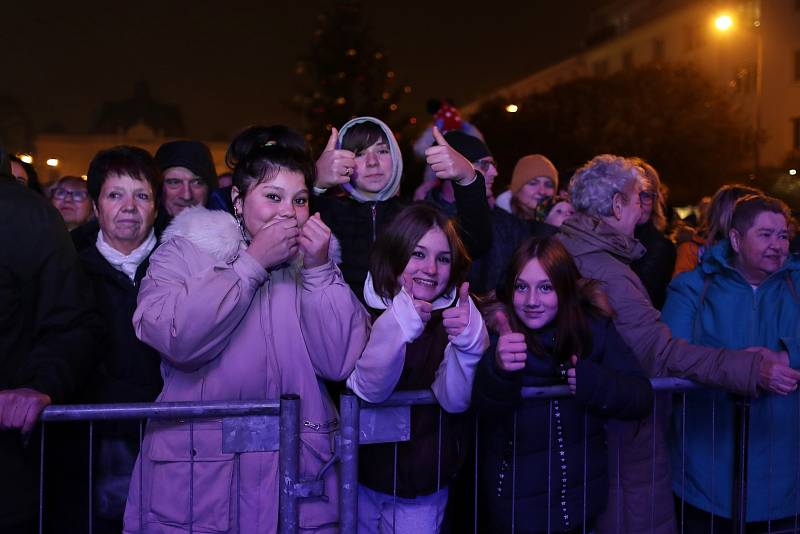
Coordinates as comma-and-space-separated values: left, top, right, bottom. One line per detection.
545, 200, 575, 227
400, 226, 452, 302
352, 139, 393, 194
730, 211, 789, 285
162, 166, 209, 217
474, 157, 498, 202
51, 182, 92, 230
515, 176, 556, 211
10, 161, 28, 186
235, 169, 309, 239
637, 189, 656, 225
94, 173, 156, 254
609, 181, 643, 237
513, 258, 559, 330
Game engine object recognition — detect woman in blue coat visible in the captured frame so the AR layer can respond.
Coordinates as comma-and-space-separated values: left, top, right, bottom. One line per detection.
662, 194, 800, 532
474, 236, 653, 534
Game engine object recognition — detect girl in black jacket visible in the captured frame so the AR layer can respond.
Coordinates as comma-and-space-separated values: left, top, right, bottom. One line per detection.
474, 236, 653, 534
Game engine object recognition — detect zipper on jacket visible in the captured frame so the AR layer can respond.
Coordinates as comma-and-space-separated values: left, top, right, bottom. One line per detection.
370, 203, 377, 243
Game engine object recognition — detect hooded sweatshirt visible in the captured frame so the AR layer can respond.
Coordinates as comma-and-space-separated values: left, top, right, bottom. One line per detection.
313, 116, 492, 300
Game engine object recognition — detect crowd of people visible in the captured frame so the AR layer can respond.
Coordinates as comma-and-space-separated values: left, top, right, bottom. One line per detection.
2, 101, 800, 534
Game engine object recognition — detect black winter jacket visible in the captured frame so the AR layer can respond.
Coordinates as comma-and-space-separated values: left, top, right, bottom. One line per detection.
314, 175, 492, 299
473, 315, 652, 534
76, 233, 163, 407
631, 221, 676, 310
0, 178, 99, 528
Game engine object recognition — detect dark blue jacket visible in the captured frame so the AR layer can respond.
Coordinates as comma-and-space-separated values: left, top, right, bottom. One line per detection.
473, 314, 652, 533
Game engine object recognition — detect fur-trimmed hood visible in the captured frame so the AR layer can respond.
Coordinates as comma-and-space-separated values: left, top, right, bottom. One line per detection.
161, 206, 243, 262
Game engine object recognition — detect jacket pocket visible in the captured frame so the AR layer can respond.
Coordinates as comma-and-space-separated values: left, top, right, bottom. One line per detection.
146, 426, 234, 532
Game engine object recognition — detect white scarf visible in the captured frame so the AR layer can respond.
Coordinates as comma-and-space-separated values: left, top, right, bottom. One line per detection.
96, 229, 157, 282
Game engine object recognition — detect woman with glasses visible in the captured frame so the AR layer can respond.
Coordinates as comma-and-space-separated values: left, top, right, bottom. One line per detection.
50, 175, 93, 230
628, 159, 676, 309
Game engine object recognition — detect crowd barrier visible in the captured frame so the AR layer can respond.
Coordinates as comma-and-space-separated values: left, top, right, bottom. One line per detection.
38, 396, 301, 534
338, 378, 800, 534
34, 380, 800, 533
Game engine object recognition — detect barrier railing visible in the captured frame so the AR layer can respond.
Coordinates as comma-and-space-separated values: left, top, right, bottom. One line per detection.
338, 378, 800, 534
38, 396, 300, 534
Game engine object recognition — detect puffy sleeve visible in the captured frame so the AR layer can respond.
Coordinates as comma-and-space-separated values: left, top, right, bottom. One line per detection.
472, 336, 522, 414
299, 260, 370, 381
133, 238, 267, 372
661, 269, 704, 341
431, 296, 489, 413
345, 290, 423, 403
575, 318, 653, 420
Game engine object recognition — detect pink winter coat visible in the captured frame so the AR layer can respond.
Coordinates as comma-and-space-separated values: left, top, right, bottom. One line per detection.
123, 207, 370, 534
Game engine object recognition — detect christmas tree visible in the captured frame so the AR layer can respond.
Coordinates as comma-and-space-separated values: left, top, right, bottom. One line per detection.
291, 2, 414, 155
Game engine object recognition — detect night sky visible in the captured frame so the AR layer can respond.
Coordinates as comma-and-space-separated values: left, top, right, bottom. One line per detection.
4, 0, 598, 140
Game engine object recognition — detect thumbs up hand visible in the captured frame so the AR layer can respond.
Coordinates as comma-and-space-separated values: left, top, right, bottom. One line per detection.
566, 355, 578, 395
402, 277, 432, 324
315, 127, 357, 189
424, 127, 476, 185
495, 310, 527, 372
442, 282, 471, 341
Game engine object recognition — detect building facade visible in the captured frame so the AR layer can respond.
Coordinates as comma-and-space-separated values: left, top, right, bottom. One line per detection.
463, 0, 800, 171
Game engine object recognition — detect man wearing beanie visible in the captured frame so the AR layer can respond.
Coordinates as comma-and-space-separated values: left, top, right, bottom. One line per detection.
496, 154, 559, 216
154, 140, 218, 222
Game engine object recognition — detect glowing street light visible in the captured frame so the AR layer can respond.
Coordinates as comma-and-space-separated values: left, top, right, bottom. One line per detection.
505, 104, 519, 113
714, 14, 734, 32
17, 153, 33, 164
790, 169, 798, 176
46, 158, 59, 167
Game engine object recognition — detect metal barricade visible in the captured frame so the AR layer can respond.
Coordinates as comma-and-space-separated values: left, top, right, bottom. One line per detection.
338, 378, 800, 534
38, 396, 301, 534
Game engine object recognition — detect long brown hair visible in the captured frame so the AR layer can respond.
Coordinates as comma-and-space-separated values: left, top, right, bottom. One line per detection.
370, 203, 471, 300
495, 236, 608, 363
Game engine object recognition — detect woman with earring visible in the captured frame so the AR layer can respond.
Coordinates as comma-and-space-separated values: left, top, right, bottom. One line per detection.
125, 127, 370, 534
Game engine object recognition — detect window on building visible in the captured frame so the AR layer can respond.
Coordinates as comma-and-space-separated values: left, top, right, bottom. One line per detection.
795, 49, 800, 81
622, 50, 633, 70
593, 59, 609, 77
794, 117, 800, 151
653, 38, 665, 61
622, 50, 634, 69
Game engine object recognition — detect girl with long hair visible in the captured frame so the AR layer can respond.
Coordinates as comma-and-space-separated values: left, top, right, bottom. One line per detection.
474, 236, 653, 534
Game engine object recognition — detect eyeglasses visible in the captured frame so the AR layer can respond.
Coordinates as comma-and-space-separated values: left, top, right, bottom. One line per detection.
52, 188, 89, 201
639, 191, 657, 202
474, 159, 497, 173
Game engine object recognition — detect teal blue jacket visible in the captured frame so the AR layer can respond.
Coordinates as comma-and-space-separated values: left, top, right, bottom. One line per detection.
662, 240, 800, 521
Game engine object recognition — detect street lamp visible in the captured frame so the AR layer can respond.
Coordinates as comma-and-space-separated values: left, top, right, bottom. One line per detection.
712, 9, 762, 175
46, 158, 59, 167
714, 14, 734, 32
505, 104, 519, 113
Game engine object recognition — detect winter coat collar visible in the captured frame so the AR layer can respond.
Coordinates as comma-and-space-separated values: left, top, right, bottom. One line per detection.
363, 271, 456, 311
700, 239, 800, 286
338, 116, 403, 203
162, 206, 243, 262
559, 212, 646, 264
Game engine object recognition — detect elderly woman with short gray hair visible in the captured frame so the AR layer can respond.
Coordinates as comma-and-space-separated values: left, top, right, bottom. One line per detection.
556, 154, 793, 534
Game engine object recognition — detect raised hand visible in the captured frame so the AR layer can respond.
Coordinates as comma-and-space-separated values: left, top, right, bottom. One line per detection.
299, 213, 332, 269
567, 355, 578, 395
402, 278, 432, 324
494, 310, 527, 372
246, 216, 300, 269
442, 282, 471, 341
315, 128, 356, 189
0, 388, 52, 434
424, 127, 475, 185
